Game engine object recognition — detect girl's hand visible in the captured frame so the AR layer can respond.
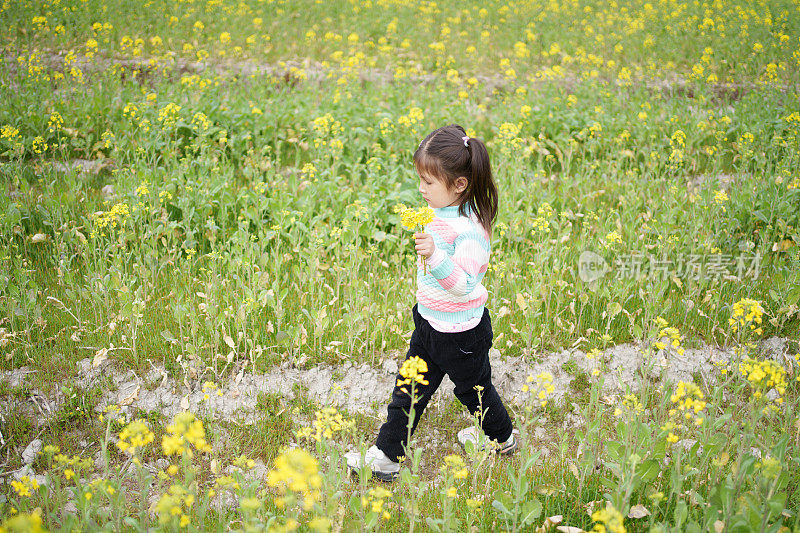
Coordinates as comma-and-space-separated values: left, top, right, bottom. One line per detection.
414, 232, 435, 259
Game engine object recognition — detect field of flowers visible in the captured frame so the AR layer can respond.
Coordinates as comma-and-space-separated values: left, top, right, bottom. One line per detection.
1, 0, 800, 530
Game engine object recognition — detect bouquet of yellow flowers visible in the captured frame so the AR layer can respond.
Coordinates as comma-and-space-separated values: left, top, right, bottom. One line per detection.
395, 204, 435, 274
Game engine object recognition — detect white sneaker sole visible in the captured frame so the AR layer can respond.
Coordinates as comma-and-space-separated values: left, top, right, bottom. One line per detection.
458, 431, 518, 456
347, 463, 399, 482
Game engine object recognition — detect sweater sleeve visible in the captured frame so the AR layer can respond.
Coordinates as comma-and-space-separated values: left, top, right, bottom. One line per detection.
426, 233, 489, 297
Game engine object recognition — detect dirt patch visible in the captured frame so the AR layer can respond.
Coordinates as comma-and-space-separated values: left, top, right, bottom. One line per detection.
3, 337, 793, 427
5, 50, 795, 96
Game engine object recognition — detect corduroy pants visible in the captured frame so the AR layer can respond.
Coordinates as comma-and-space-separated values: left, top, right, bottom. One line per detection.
375, 303, 513, 462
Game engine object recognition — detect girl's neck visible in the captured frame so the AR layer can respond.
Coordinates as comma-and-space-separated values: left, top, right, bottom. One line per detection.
434, 203, 470, 217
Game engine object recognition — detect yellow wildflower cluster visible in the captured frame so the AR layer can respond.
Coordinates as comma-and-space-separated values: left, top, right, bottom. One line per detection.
301, 163, 317, 180
522, 371, 555, 407
1, 124, 21, 141
32, 136, 48, 154
440, 454, 469, 490
496, 122, 524, 156
397, 355, 429, 392
588, 121, 603, 139
714, 189, 729, 211
17, 52, 48, 82
162, 412, 212, 457
135, 181, 150, 196
201, 381, 223, 401
530, 204, 553, 235
662, 381, 706, 444
591, 503, 626, 533
728, 298, 764, 335
399, 205, 434, 231
613, 393, 644, 418
233, 454, 256, 470
48, 111, 63, 131
191, 112, 211, 133
399, 205, 435, 273
653, 317, 685, 356
158, 102, 181, 128
297, 407, 355, 442
397, 106, 424, 134
266, 448, 322, 511
84, 478, 117, 500
0, 512, 47, 532
1, 124, 23, 152
537, 203, 555, 219
212, 474, 241, 493
90, 202, 130, 238
311, 113, 344, 148
737, 132, 755, 153
668, 129, 686, 172
10, 475, 40, 497
117, 420, 155, 457
100, 130, 115, 150
603, 230, 623, 248
54, 452, 94, 473
738, 357, 787, 414
785, 111, 800, 128
348, 199, 367, 219
155, 484, 195, 528
361, 486, 392, 520
99, 403, 124, 424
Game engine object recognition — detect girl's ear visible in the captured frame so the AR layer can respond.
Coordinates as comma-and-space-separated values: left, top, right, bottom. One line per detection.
454, 176, 468, 193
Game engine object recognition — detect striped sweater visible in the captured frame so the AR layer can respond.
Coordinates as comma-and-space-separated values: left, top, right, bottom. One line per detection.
416, 203, 490, 332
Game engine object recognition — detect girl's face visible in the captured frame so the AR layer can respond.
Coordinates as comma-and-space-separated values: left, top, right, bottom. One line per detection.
418, 172, 467, 208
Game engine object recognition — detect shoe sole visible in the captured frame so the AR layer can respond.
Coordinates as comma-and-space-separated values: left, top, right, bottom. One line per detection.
499, 439, 518, 455
347, 464, 399, 482
458, 437, 518, 456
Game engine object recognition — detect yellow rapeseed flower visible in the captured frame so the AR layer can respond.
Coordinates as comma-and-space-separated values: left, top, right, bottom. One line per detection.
162, 412, 212, 457
728, 298, 764, 335
397, 355, 429, 392
591, 503, 626, 533
398, 204, 435, 272
267, 448, 322, 511
10, 476, 40, 497
117, 419, 155, 455
296, 406, 355, 442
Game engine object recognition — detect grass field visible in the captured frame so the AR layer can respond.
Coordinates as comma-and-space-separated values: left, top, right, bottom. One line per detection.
1, 0, 800, 530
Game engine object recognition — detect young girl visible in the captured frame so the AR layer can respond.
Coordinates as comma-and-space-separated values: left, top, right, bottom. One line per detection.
345, 124, 516, 481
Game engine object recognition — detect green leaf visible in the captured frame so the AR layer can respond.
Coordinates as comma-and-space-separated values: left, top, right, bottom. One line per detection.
685, 521, 702, 533
637, 459, 661, 483
491, 499, 510, 515
674, 501, 688, 526
424, 517, 443, 532
519, 498, 543, 525
606, 301, 622, 318
606, 440, 624, 461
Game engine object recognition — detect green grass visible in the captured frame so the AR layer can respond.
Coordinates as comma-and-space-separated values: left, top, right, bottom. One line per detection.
2, 0, 800, 530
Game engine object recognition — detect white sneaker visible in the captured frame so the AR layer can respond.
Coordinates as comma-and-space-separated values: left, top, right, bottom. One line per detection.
344, 445, 400, 482
457, 427, 518, 455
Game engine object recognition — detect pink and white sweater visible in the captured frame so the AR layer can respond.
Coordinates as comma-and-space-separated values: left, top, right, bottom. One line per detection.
416, 203, 490, 332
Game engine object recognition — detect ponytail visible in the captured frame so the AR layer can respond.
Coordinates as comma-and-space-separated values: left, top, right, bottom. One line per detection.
466, 136, 498, 237
413, 124, 499, 237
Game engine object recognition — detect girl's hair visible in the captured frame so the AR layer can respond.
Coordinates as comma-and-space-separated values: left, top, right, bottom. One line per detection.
413, 124, 498, 236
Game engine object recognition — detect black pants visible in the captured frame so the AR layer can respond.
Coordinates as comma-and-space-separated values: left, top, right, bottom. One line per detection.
375, 304, 513, 462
